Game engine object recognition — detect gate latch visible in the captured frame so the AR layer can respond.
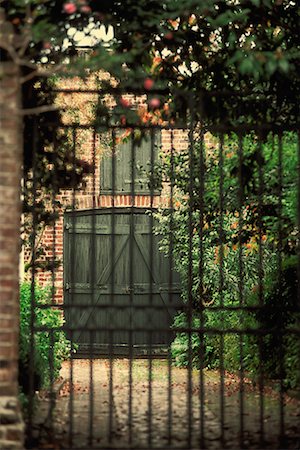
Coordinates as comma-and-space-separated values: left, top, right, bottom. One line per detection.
123, 286, 133, 294
65, 282, 70, 291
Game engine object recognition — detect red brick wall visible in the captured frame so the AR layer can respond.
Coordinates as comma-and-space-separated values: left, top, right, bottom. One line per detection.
23, 110, 190, 305
23, 76, 218, 306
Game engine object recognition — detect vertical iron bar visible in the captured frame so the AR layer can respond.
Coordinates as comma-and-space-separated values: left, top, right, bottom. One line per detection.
277, 133, 285, 446
168, 129, 175, 447
109, 330, 114, 443
147, 332, 152, 447
218, 134, 225, 446
197, 95, 206, 450
257, 136, 265, 447
88, 127, 97, 447
219, 134, 225, 309
238, 134, 245, 448
28, 118, 38, 443
128, 129, 135, 445
89, 330, 94, 447
50, 127, 58, 441
68, 126, 77, 448
297, 127, 300, 401
69, 331, 74, 448
147, 127, 155, 447
298, 131, 300, 313
167, 348, 173, 447
198, 129, 205, 448
187, 104, 195, 448
109, 128, 117, 442
296, 132, 300, 439
49, 330, 55, 439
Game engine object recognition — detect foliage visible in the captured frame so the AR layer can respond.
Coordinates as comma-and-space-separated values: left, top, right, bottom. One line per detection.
2, 1, 299, 128
2, 0, 299, 388
1, 4, 95, 269
95, 0, 299, 129
254, 256, 300, 389
2, 0, 298, 244
154, 132, 299, 387
19, 282, 73, 394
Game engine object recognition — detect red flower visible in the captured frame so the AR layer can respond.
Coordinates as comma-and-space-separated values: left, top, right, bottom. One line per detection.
63, 3, 77, 14
164, 32, 174, 40
120, 97, 130, 108
43, 42, 52, 50
149, 98, 161, 109
80, 5, 91, 13
143, 78, 154, 90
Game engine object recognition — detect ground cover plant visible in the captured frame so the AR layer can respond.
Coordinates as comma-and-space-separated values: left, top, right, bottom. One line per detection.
154, 131, 299, 389
19, 282, 73, 397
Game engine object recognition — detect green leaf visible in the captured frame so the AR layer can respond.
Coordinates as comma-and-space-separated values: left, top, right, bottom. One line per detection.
239, 58, 253, 75
266, 59, 277, 75
278, 58, 289, 73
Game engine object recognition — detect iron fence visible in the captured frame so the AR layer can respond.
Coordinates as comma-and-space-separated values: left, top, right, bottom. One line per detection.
22, 87, 300, 449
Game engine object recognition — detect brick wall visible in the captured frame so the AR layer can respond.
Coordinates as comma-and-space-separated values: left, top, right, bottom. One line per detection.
22, 77, 216, 306
0, 62, 24, 449
23, 110, 190, 304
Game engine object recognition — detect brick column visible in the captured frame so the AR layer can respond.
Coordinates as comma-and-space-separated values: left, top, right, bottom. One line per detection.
0, 62, 24, 448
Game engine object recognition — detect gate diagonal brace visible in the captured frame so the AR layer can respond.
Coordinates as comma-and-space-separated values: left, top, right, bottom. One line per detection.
72, 234, 129, 338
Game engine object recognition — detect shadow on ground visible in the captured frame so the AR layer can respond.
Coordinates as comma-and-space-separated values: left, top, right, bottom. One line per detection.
30, 359, 300, 449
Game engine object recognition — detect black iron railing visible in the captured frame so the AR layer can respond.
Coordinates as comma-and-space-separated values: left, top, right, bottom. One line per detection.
22, 88, 300, 449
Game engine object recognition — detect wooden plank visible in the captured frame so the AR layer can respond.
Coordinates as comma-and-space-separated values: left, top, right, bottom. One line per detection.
100, 132, 160, 193
67, 224, 130, 234
134, 234, 175, 320
64, 209, 182, 348
73, 234, 130, 337
96, 234, 129, 285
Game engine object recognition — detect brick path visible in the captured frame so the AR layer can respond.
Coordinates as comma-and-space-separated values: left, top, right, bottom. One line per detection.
31, 359, 300, 449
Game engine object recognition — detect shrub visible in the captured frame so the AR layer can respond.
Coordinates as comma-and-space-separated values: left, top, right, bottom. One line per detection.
19, 282, 73, 394
154, 132, 299, 387
254, 256, 300, 389
158, 205, 276, 375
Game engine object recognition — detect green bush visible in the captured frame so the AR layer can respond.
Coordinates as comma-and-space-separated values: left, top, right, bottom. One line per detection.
154, 132, 299, 387
19, 282, 73, 394
158, 204, 276, 375
254, 256, 300, 389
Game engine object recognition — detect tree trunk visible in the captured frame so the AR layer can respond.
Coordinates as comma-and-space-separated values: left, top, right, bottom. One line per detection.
0, 59, 24, 449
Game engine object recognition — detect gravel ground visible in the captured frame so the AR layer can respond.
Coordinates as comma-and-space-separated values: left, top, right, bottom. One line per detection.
31, 358, 300, 449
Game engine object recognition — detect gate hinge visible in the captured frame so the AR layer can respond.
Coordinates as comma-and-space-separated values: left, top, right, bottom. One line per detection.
65, 223, 70, 230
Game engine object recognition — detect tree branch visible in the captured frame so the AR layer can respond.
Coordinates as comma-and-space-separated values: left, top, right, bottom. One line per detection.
0, 40, 37, 69
18, 105, 63, 116
20, 64, 66, 84
17, 4, 32, 57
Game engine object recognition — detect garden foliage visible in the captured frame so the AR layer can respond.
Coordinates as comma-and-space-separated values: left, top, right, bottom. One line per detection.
19, 282, 73, 394
154, 132, 299, 388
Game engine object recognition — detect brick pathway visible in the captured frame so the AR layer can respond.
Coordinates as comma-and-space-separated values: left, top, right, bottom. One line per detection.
31, 359, 300, 449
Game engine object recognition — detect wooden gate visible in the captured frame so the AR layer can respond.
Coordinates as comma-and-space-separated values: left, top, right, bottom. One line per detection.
63, 208, 182, 355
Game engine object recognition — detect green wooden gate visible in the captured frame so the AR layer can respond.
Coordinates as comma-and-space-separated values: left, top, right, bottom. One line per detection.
63, 208, 182, 355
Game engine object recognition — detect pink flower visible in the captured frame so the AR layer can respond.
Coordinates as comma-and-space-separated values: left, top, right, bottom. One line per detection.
80, 5, 91, 13
63, 3, 77, 14
164, 32, 174, 40
120, 97, 130, 108
144, 78, 154, 90
43, 42, 52, 49
149, 98, 161, 109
